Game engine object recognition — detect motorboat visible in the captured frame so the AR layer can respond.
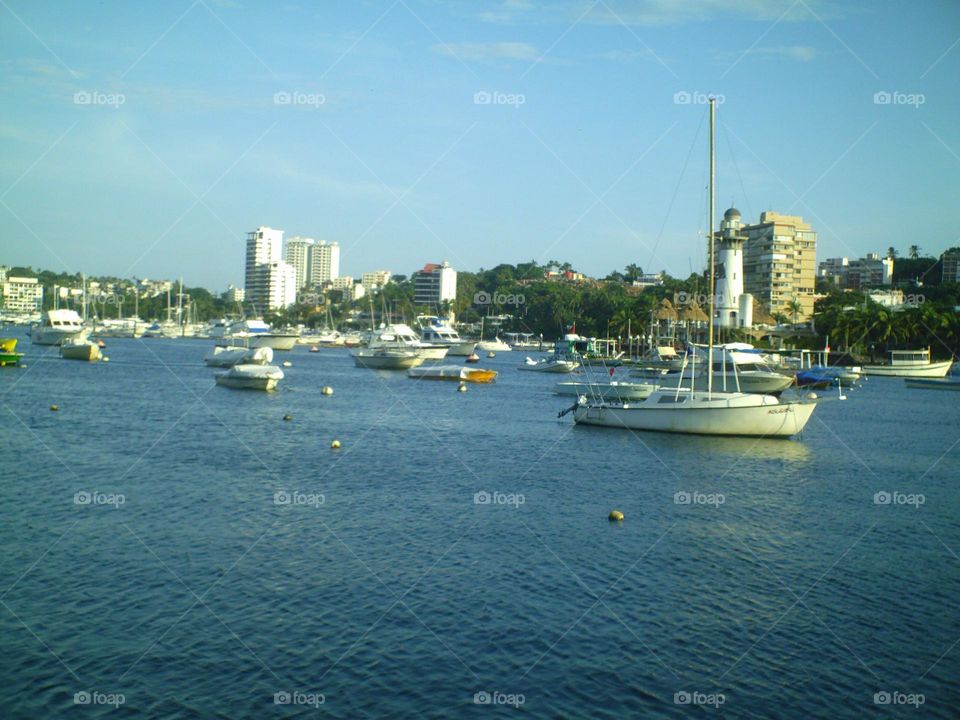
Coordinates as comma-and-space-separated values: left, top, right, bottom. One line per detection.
31, 309, 90, 346
204, 345, 273, 367
518, 334, 582, 373
570, 99, 820, 438
60, 339, 102, 361
216, 319, 299, 351
0, 338, 24, 367
352, 347, 425, 370
554, 380, 656, 401
407, 364, 497, 383
417, 316, 476, 356
476, 337, 511, 352
95, 317, 145, 338
863, 349, 952, 378
904, 377, 960, 390
368, 323, 448, 360
215, 363, 284, 391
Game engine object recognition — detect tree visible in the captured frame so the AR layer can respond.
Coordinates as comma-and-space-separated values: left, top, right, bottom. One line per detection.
788, 299, 803, 326
886, 247, 898, 259
908, 245, 921, 260
623, 263, 643, 281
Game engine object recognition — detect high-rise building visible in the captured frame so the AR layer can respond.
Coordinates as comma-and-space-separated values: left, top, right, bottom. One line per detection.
284, 237, 314, 291
412, 261, 457, 307
940, 249, 960, 283
245, 226, 295, 311
742, 212, 817, 322
1, 276, 43, 313
362, 270, 392, 291
309, 241, 340, 286
818, 254, 893, 289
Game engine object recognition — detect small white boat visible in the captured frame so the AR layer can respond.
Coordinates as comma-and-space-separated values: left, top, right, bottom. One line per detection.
417, 316, 476, 356
518, 355, 579, 373
33, 309, 90, 346
352, 348, 425, 370
477, 338, 511, 352
215, 364, 284, 391
217, 319, 299, 351
554, 380, 656, 401
204, 345, 273, 367
407, 365, 497, 383
60, 339, 102, 361
863, 349, 952, 378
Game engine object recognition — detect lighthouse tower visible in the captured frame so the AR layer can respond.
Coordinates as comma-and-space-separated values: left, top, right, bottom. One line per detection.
715, 207, 747, 328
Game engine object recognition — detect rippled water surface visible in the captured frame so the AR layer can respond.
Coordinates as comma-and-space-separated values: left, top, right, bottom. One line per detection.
2, 333, 959, 718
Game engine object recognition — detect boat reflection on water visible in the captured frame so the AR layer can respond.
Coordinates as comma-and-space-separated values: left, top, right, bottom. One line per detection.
572, 422, 812, 462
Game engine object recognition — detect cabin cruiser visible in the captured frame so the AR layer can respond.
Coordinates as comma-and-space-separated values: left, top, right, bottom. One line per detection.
368, 323, 448, 360
863, 348, 952, 378
518, 334, 581, 373
32, 310, 90, 346
215, 319, 299, 351
417, 316, 475, 356
353, 347, 425, 370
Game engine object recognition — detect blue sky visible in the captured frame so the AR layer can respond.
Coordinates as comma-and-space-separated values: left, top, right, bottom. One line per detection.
1, 0, 958, 290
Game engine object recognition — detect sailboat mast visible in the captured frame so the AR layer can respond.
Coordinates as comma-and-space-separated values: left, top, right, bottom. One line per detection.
707, 97, 716, 396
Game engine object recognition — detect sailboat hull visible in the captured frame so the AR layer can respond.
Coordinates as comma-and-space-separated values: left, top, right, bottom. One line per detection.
573, 396, 816, 437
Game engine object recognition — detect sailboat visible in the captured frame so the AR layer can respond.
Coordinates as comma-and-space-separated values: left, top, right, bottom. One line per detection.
571, 99, 819, 438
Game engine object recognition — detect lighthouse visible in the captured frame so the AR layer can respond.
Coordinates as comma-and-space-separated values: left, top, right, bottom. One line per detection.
714, 207, 749, 328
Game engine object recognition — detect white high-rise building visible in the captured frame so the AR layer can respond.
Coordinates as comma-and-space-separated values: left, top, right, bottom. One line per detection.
284, 237, 314, 291
245, 226, 296, 311
413, 261, 457, 307
309, 241, 340, 285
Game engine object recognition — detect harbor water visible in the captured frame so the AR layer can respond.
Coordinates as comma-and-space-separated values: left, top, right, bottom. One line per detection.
2, 333, 958, 718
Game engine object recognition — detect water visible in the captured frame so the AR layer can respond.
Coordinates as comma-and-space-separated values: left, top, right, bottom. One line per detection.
2, 332, 958, 718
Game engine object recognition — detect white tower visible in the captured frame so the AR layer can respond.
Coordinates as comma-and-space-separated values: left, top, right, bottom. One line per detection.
715, 207, 747, 328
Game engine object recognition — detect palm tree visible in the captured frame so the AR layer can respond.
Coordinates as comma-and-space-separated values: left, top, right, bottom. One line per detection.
908, 245, 921, 259
788, 299, 803, 326
886, 246, 898, 259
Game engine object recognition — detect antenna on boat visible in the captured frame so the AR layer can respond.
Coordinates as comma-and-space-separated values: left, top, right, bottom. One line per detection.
707, 97, 716, 397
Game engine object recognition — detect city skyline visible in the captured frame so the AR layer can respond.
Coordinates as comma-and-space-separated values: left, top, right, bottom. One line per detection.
2, 1, 958, 289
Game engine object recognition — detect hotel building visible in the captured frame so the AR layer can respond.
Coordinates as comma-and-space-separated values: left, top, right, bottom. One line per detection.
742, 212, 817, 321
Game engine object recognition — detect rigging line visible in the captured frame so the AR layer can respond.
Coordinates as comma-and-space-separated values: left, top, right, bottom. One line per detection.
646, 111, 706, 274
720, 121, 752, 220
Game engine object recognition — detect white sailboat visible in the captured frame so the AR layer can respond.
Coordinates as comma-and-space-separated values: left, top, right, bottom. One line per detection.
572, 98, 819, 438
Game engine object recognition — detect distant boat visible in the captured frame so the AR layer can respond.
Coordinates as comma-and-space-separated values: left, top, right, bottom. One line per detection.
60, 339, 102, 362
352, 347, 425, 370
417, 315, 476, 356
0, 338, 24, 367
32, 309, 90, 346
216, 319, 299, 351
863, 349, 952, 378
215, 364, 284, 391
518, 336, 581, 373
407, 364, 497, 383
204, 345, 273, 367
904, 377, 960, 391
554, 380, 655, 401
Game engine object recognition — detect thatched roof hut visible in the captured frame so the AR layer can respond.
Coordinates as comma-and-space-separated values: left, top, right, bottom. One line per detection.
678, 301, 709, 323
653, 298, 678, 321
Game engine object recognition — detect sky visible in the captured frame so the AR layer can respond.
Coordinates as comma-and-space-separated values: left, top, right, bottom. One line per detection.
1, 0, 958, 291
